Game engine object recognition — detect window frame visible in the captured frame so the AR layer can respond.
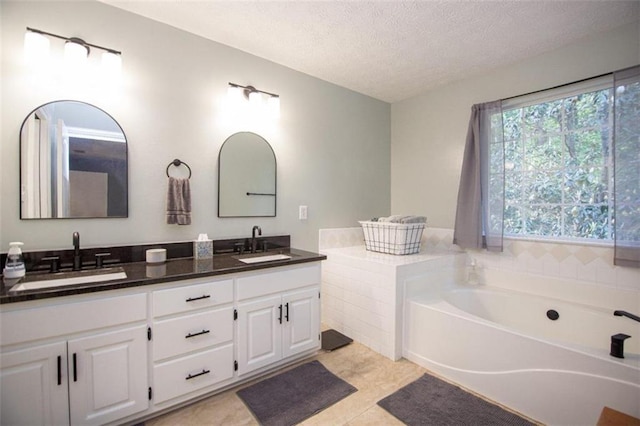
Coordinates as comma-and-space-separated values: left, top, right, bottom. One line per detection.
498, 75, 615, 244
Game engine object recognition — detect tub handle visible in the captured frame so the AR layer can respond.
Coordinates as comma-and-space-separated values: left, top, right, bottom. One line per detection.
614, 310, 640, 323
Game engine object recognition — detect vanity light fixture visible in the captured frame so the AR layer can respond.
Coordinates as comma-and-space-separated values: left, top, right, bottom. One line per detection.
227, 82, 280, 119
24, 27, 122, 75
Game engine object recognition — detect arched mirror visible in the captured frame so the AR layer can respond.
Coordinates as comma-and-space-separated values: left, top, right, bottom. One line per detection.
218, 132, 276, 217
20, 100, 128, 219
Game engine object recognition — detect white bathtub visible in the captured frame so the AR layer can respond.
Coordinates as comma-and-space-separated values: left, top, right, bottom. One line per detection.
403, 275, 640, 425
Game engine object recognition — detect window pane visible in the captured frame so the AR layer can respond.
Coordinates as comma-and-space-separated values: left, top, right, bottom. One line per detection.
523, 100, 562, 135
525, 205, 562, 236
564, 166, 608, 204
524, 135, 562, 170
504, 205, 524, 235
503, 109, 522, 140
523, 170, 562, 204
563, 205, 610, 239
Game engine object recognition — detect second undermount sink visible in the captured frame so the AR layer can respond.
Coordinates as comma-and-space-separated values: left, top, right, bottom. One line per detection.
236, 253, 292, 264
10, 267, 127, 292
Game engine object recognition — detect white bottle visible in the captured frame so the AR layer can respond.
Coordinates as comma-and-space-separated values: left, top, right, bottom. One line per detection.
3, 242, 26, 279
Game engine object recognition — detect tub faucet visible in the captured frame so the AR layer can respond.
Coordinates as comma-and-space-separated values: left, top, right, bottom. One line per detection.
610, 333, 631, 359
72, 231, 82, 271
251, 226, 262, 253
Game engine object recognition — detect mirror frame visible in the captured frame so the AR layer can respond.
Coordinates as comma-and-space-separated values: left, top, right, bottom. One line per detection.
19, 100, 129, 220
217, 131, 277, 218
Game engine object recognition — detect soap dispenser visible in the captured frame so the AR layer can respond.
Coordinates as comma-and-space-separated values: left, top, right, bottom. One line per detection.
3, 242, 26, 279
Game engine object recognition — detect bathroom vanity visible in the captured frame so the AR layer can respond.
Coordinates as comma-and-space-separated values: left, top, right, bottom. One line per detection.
0, 247, 324, 425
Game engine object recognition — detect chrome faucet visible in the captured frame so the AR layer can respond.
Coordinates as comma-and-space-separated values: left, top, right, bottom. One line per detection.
251, 226, 262, 253
72, 232, 82, 271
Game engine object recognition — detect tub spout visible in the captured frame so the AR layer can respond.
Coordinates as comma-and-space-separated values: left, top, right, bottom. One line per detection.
614, 310, 640, 323
610, 333, 631, 359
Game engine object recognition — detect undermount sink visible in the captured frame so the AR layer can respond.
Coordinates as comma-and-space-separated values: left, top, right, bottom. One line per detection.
10, 267, 127, 292
236, 253, 292, 264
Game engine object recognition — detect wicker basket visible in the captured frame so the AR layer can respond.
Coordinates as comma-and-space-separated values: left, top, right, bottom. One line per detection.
359, 221, 425, 255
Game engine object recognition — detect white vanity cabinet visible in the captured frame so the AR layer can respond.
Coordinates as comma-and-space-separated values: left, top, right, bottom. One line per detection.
0, 259, 324, 425
236, 264, 321, 375
0, 293, 148, 426
151, 278, 235, 405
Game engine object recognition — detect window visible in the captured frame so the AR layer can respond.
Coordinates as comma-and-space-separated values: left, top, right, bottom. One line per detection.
499, 84, 614, 241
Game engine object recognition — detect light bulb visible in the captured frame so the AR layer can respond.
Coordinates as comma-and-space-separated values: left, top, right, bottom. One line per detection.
101, 51, 122, 80
249, 90, 262, 110
64, 40, 89, 68
268, 95, 280, 119
24, 31, 50, 66
227, 85, 243, 109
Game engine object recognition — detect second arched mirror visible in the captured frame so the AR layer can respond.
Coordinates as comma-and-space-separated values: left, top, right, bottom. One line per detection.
218, 132, 276, 217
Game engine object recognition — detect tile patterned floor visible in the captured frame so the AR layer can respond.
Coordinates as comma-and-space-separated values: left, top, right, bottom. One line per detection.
146, 340, 536, 425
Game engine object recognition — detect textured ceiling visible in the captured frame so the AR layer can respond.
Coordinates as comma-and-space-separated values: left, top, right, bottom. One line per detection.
102, 1, 639, 103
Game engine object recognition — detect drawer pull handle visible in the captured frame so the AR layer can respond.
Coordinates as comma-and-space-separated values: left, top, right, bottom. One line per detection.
185, 329, 210, 339
278, 304, 283, 324
285, 302, 290, 322
186, 369, 210, 380
186, 294, 211, 302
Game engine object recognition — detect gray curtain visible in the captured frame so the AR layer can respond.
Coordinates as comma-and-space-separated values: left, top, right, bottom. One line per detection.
614, 65, 640, 268
453, 101, 504, 252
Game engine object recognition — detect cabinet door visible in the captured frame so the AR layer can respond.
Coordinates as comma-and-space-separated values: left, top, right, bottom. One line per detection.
68, 325, 148, 425
282, 288, 320, 358
0, 342, 69, 426
237, 295, 282, 375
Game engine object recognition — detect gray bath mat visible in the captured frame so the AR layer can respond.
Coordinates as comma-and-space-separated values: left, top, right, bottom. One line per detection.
237, 360, 357, 425
321, 329, 353, 351
378, 374, 535, 426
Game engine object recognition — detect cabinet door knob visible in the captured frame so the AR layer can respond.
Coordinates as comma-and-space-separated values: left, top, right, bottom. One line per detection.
185, 329, 210, 339
185, 369, 210, 380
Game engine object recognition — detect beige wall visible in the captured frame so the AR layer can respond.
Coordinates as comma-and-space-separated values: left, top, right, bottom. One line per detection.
1, 1, 391, 252
391, 22, 640, 229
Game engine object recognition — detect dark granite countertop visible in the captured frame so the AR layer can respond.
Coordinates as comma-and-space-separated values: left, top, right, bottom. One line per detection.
0, 248, 326, 305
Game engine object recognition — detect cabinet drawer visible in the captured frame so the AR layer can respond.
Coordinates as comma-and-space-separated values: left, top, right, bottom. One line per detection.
153, 279, 233, 317
1, 293, 146, 347
153, 344, 234, 404
237, 263, 320, 300
153, 307, 234, 361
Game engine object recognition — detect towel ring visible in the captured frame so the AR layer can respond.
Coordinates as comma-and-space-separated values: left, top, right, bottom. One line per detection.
166, 159, 192, 178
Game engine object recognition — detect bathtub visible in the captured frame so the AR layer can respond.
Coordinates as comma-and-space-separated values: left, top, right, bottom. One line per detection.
403, 274, 640, 425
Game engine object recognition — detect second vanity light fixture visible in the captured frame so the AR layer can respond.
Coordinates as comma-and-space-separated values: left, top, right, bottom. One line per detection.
24, 27, 122, 77
227, 82, 280, 119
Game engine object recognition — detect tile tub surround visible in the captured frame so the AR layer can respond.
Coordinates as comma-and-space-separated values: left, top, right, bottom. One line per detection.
320, 241, 465, 360
318, 226, 640, 358
320, 227, 640, 290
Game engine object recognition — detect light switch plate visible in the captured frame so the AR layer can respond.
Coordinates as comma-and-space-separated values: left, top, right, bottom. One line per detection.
299, 205, 308, 220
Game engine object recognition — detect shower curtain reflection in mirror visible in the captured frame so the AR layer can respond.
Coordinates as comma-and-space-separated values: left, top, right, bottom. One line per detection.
20, 100, 128, 219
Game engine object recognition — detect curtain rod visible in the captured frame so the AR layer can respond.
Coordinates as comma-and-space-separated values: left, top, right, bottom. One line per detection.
501, 71, 613, 102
